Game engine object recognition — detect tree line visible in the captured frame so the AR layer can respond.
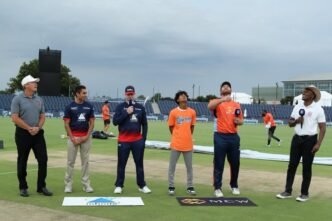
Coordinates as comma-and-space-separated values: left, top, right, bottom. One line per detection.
1, 59, 292, 104
0, 59, 80, 96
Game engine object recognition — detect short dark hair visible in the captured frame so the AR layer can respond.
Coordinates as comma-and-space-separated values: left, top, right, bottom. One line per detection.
74, 85, 86, 96
174, 90, 189, 104
104, 100, 109, 104
261, 109, 267, 117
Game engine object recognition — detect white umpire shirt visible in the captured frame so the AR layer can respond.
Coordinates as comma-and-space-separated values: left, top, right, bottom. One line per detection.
290, 102, 326, 136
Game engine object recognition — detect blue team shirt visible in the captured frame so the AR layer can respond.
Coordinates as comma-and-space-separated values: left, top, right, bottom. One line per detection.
63, 101, 95, 135
113, 101, 148, 142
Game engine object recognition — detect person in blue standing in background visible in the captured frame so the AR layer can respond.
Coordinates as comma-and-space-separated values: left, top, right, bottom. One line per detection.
112, 85, 151, 194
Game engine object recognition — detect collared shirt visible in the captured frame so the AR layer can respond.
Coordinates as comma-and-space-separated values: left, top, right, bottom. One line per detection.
168, 107, 196, 151
213, 99, 243, 134
290, 102, 326, 136
10, 93, 45, 127
63, 101, 95, 136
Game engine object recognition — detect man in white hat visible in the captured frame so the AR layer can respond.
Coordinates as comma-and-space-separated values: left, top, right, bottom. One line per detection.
10, 75, 53, 197
276, 85, 326, 202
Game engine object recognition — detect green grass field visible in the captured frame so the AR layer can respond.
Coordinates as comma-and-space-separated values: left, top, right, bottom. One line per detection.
0, 117, 331, 221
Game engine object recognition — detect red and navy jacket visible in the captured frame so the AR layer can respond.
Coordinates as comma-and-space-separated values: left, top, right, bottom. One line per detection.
113, 100, 148, 142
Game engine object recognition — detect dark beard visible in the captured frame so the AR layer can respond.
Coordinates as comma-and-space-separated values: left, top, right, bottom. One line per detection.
222, 92, 231, 96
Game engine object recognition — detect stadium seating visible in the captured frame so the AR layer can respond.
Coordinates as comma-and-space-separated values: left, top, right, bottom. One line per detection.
158, 100, 211, 116
0, 94, 15, 110
241, 104, 293, 120
1, 94, 332, 122
158, 100, 177, 115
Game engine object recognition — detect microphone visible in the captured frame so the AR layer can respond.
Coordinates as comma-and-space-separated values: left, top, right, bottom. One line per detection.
128, 100, 137, 122
235, 108, 241, 117
234, 108, 241, 126
299, 109, 305, 129
128, 100, 134, 114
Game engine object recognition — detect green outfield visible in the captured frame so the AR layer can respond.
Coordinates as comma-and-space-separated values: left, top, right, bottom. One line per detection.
0, 117, 331, 221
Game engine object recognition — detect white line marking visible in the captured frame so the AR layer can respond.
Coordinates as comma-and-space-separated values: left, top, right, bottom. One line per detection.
0, 166, 63, 176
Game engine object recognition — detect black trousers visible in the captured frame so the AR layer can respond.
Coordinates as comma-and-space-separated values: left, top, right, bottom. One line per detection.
115, 138, 146, 188
15, 127, 48, 191
285, 134, 317, 195
268, 126, 280, 145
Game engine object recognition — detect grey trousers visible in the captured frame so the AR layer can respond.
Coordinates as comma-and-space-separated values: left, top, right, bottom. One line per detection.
168, 149, 193, 188
64, 136, 92, 187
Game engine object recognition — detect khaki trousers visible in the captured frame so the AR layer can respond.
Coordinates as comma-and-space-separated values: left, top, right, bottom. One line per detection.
64, 136, 91, 187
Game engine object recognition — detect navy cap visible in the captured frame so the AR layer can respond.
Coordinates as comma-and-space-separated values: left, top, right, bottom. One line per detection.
125, 85, 135, 95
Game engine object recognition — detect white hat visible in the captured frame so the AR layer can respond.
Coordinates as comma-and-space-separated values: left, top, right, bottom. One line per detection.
21, 75, 40, 86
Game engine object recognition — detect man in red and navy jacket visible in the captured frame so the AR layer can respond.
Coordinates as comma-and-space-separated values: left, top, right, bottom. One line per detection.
112, 85, 151, 194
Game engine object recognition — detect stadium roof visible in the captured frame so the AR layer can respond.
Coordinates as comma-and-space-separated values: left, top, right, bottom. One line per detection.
282, 73, 332, 82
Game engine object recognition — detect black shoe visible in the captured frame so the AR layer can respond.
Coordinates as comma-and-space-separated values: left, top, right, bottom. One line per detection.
20, 189, 29, 197
37, 187, 53, 196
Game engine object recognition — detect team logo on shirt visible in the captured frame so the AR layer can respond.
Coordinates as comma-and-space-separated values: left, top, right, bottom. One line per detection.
176, 117, 192, 124
130, 114, 138, 122
78, 113, 86, 122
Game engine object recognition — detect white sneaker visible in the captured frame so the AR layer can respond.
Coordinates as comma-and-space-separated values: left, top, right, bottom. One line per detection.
139, 186, 152, 194
278, 140, 282, 146
276, 191, 292, 199
83, 185, 94, 193
187, 187, 196, 195
296, 195, 309, 202
231, 187, 240, 195
64, 185, 72, 193
114, 187, 122, 194
168, 187, 175, 196
214, 189, 223, 197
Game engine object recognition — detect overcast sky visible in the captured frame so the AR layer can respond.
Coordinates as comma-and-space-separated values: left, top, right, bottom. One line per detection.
1, 0, 332, 98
